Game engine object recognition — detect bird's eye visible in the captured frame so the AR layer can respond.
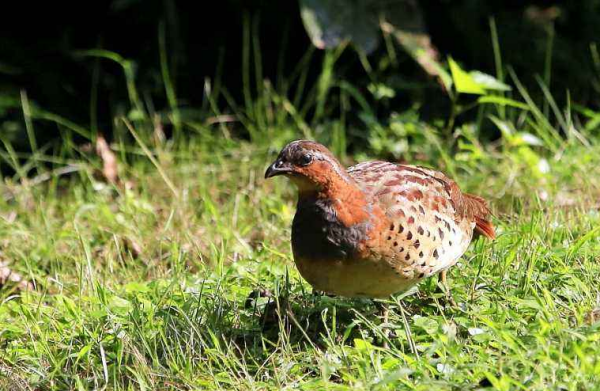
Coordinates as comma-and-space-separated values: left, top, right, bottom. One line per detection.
298, 153, 313, 167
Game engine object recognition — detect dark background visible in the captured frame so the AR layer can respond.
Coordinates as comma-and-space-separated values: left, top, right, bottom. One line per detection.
1, 0, 599, 147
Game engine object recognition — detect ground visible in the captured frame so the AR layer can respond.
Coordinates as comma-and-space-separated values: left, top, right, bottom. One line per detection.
0, 130, 599, 390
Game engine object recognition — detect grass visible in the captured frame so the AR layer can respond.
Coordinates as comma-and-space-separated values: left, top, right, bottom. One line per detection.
1, 24, 600, 389
0, 124, 599, 389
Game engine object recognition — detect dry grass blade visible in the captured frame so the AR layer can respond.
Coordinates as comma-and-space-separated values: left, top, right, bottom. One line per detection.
122, 118, 179, 199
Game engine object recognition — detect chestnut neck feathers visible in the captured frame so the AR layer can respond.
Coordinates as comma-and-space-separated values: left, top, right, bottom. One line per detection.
269, 141, 373, 261
279, 141, 372, 227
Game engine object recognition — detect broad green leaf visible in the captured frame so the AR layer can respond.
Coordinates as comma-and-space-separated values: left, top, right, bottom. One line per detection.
448, 57, 485, 95
124, 281, 151, 294
108, 296, 133, 315
470, 71, 512, 91
354, 338, 374, 351
413, 315, 439, 335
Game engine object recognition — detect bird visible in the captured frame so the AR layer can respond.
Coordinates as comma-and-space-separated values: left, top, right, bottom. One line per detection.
265, 140, 495, 301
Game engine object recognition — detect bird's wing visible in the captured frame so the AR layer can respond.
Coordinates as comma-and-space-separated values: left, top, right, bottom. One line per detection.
348, 161, 493, 276
348, 161, 493, 237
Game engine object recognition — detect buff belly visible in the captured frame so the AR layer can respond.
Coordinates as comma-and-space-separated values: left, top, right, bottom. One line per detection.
294, 256, 419, 298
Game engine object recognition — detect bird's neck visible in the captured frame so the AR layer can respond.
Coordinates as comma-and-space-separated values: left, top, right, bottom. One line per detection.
298, 179, 371, 227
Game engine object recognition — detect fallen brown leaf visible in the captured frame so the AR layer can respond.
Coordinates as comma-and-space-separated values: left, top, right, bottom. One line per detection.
0, 261, 33, 291
123, 236, 143, 258
585, 308, 600, 325
95, 134, 119, 183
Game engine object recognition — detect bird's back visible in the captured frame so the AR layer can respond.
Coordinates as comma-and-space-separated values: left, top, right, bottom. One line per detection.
347, 161, 494, 278
348, 161, 494, 237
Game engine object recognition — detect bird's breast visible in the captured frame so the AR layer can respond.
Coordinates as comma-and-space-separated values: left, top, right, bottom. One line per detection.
291, 198, 370, 262
291, 197, 426, 297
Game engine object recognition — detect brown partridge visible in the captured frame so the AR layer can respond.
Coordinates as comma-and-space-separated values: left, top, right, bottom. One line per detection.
265, 140, 495, 299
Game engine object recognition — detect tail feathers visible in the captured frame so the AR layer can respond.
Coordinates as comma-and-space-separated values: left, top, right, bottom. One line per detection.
474, 216, 496, 239
463, 193, 496, 239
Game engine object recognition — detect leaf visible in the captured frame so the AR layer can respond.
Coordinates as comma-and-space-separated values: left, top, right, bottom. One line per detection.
537, 158, 550, 173
380, 1, 450, 89
436, 363, 454, 375
368, 83, 396, 100
519, 133, 544, 146
567, 226, 600, 259
468, 327, 485, 336
75, 49, 127, 67
470, 71, 512, 91
382, 358, 401, 370
299, 0, 449, 88
108, 296, 133, 315
124, 282, 150, 294
0, 261, 33, 292
95, 134, 119, 183
75, 344, 93, 361
448, 57, 486, 95
299, 0, 379, 54
353, 338, 374, 352
413, 315, 439, 335
478, 96, 530, 110
122, 236, 143, 258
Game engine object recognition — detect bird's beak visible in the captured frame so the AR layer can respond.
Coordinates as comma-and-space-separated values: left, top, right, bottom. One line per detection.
265, 159, 292, 179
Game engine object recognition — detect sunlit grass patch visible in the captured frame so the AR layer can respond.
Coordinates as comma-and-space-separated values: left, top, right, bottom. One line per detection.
0, 131, 598, 389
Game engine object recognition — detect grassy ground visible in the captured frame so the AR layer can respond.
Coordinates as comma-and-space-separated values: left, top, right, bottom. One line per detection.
0, 120, 599, 389
1, 29, 600, 388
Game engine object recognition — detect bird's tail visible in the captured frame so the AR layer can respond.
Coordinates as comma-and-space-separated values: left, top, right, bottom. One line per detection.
463, 193, 496, 239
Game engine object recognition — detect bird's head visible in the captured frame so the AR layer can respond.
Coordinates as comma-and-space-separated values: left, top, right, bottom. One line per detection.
265, 140, 352, 195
